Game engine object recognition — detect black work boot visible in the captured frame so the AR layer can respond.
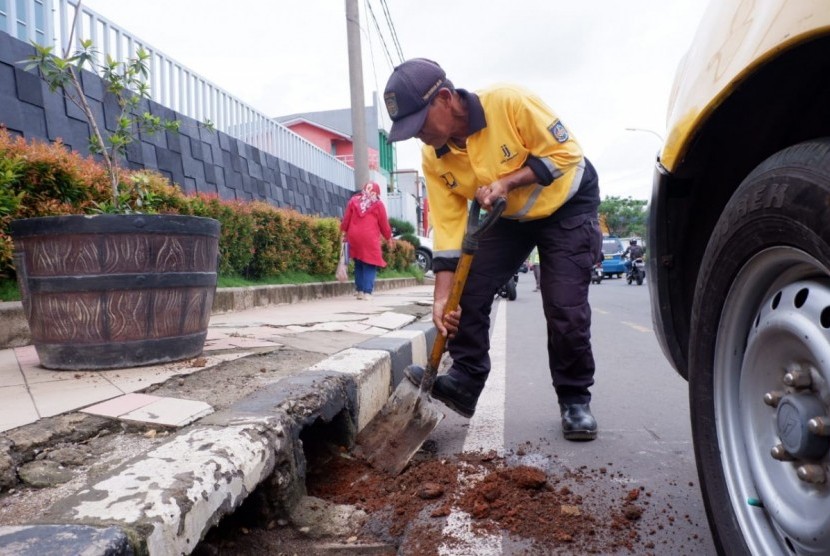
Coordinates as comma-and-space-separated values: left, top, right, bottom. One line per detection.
404, 366, 478, 418
559, 403, 598, 441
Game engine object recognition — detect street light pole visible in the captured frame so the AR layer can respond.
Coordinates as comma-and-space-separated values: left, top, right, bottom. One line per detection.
346, 0, 369, 191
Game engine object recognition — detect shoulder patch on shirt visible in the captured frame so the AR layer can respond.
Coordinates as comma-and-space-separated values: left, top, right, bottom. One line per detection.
548, 120, 569, 143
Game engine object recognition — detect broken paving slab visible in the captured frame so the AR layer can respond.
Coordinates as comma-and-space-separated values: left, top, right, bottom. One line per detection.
80, 393, 160, 418
83, 395, 213, 428
363, 311, 416, 330
119, 397, 214, 428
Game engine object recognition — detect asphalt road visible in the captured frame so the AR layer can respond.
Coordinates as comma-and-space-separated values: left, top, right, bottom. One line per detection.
422, 272, 719, 555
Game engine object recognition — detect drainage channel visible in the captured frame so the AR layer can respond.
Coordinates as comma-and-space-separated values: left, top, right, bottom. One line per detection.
193, 410, 396, 555
192, 414, 652, 555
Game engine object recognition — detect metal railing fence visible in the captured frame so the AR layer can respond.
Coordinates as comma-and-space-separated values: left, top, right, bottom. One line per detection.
1, 0, 355, 189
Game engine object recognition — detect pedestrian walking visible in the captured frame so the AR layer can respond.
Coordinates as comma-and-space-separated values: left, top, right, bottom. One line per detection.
340, 181, 392, 300
528, 247, 541, 291
383, 58, 602, 440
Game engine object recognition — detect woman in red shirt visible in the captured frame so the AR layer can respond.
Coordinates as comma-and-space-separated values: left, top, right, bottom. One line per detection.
341, 181, 392, 299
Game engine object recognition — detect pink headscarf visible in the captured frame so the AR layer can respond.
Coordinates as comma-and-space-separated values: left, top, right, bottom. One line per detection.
357, 181, 382, 216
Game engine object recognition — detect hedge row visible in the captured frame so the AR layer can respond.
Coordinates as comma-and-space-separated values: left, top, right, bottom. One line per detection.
0, 129, 414, 280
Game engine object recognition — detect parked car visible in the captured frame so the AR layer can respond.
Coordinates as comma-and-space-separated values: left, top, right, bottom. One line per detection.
395, 234, 433, 272
600, 237, 625, 278
648, 2, 830, 554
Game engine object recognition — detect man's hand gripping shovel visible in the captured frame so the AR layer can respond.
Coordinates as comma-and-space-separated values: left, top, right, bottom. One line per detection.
354, 198, 506, 475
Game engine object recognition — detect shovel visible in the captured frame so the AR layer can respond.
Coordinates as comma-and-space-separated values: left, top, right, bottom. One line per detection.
354, 198, 506, 475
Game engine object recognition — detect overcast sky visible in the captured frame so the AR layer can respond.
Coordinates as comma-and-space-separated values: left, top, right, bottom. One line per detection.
82, 0, 710, 200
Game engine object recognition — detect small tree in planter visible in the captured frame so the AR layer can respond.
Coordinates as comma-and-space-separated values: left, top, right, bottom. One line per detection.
24, 41, 183, 212
10, 10, 220, 371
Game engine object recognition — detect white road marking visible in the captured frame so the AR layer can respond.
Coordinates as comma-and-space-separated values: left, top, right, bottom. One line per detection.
621, 321, 652, 333
462, 298, 507, 455
439, 298, 507, 555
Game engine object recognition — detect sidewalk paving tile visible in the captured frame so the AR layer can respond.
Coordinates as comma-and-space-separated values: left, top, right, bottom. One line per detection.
99, 353, 251, 393
364, 326, 397, 335
364, 312, 416, 330
14, 346, 102, 385
219, 336, 281, 349
284, 322, 373, 334
119, 397, 214, 427
80, 393, 161, 418
13, 345, 39, 369
29, 375, 123, 418
204, 335, 281, 351
0, 385, 39, 432
0, 348, 24, 387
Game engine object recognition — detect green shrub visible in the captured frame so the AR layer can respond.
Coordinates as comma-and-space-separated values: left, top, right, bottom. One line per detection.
397, 233, 420, 248
382, 238, 415, 271
0, 129, 361, 283
247, 202, 290, 278
285, 213, 340, 275
184, 194, 255, 276
389, 217, 414, 236
312, 217, 342, 275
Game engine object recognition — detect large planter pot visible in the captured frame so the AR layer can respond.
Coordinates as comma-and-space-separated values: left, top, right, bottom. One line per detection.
10, 214, 220, 371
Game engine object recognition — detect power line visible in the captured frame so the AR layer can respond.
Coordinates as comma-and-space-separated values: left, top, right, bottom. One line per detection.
378, 0, 404, 63
364, 0, 395, 70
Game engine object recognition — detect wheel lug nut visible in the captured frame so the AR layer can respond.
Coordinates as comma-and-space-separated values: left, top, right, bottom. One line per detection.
771, 444, 795, 461
808, 416, 830, 436
797, 464, 826, 484
764, 391, 784, 407
783, 369, 812, 388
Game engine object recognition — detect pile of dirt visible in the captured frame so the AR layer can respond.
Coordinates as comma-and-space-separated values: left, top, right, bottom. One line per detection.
304, 448, 647, 554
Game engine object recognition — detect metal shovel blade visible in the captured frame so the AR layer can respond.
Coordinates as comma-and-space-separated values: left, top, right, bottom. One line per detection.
354, 374, 444, 476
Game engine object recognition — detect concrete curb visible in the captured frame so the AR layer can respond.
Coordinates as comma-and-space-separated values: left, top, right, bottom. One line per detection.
0, 308, 437, 555
0, 278, 420, 349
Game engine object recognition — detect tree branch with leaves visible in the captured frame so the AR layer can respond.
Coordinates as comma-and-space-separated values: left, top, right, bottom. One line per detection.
21, 1, 212, 213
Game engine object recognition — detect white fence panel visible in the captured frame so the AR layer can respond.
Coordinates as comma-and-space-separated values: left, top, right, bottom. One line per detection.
1, 0, 354, 190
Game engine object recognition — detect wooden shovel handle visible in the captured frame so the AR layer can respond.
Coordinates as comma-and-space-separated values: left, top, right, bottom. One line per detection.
420, 198, 505, 394
428, 252, 473, 370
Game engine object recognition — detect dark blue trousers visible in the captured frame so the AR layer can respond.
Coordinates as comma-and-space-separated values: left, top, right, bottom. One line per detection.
353, 258, 378, 294
446, 211, 602, 405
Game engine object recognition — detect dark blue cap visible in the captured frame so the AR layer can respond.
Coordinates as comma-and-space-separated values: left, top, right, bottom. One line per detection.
384, 58, 446, 142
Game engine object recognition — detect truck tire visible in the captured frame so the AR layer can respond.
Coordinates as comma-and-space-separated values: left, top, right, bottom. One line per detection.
688, 138, 830, 556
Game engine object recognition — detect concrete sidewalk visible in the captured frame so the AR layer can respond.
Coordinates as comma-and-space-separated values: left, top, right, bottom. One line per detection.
0, 278, 437, 555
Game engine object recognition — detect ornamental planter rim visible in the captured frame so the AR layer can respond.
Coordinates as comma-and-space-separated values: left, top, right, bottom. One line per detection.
11, 213, 221, 371
10, 213, 221, 237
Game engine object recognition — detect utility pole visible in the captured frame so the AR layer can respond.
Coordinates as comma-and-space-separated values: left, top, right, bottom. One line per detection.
345, 0, 369, 191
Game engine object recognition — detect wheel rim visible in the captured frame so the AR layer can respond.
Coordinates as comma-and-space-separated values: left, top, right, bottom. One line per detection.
416, 251, 428, 270
714, 246, 830, 555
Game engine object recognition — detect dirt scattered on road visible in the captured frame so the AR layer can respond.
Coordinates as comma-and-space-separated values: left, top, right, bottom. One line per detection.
198, 442, 665, 555
307, 448, 646, 554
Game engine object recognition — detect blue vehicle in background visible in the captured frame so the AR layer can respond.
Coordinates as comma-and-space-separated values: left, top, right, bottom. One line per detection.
601, 236, 626, 278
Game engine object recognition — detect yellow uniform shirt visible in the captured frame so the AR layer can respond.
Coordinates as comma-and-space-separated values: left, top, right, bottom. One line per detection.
422, 85, 591, 262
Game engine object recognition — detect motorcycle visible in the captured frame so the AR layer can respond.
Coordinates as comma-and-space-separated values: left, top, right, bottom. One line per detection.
496, 270, 519, 301
626, 257, 646, 285
591, 262, 604, 284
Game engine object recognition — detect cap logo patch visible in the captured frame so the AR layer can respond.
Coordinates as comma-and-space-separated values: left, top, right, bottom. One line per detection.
384, 92, 399, 118
549, 120, 569, 143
